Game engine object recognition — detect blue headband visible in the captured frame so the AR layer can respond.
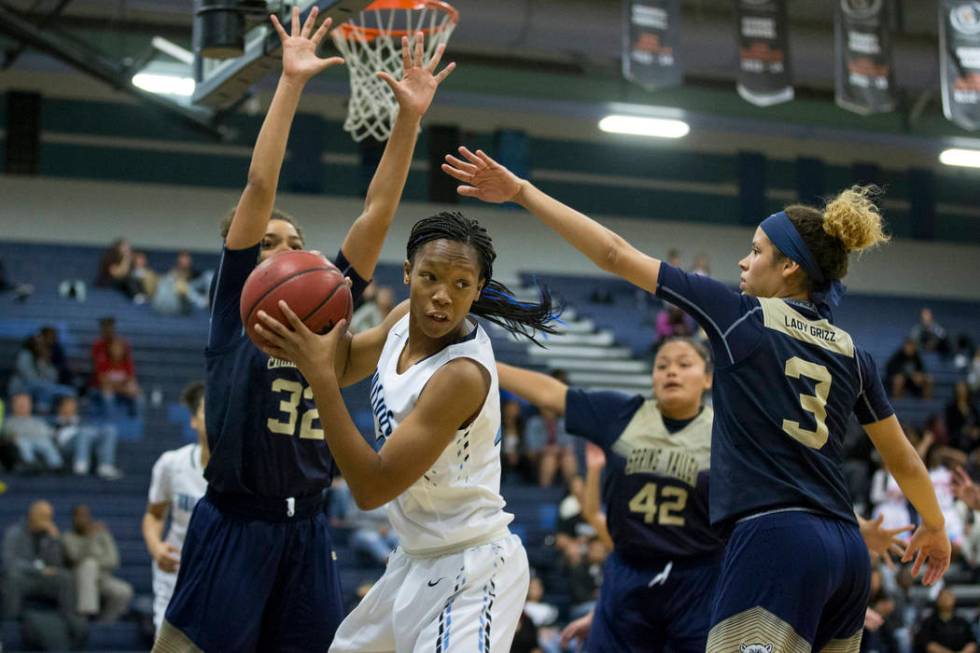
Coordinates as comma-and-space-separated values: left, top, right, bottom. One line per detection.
759, 211, 845, 319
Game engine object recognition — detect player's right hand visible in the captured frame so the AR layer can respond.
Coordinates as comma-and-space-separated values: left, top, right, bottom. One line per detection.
154, 543, 181, 573
271, 6, 344, 83
902, 523, 951, 586
442, 147, 525, 204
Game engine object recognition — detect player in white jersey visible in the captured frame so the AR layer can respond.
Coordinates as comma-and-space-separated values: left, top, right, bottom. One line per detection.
141, 382, 208, 634
253, 210, 561, 652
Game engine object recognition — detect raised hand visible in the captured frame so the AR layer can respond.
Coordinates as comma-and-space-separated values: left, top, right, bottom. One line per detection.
377, 32, 456, 120
270, 6, 344, 83
441, 147, 525, 204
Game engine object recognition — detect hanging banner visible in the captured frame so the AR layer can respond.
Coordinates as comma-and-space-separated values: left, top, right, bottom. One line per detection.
623, 0, 683, 90
734, 0, 793, 106
941, 0, 980, 130
835, 0, 896, 115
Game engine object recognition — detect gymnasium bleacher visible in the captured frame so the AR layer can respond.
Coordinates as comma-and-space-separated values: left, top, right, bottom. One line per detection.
0, 240, 977, 651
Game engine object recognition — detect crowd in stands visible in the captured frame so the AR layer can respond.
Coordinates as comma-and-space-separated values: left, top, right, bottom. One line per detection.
0, 317, 133, 480
96, 240, 213, 316
2, 501, 132, 649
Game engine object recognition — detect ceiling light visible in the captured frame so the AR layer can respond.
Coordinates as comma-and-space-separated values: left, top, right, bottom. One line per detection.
939, 148, 980, 169
132, 73, 195, 97
598, 115, 690, 139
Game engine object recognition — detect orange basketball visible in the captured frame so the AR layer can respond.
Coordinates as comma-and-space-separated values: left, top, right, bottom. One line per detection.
239, 250, 352, 348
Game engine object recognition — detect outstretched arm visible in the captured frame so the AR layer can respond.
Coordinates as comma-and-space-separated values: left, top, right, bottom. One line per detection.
442, 147, 662, 293
497, 362, 568, 415
340, 34, 455, 280
865, 415, 950, 585
226, 7, 343, 250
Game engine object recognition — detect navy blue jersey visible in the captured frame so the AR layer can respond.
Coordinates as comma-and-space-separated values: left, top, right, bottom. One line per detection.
204, 245, 368, 499
565, 389, 724, 564
655, 263, 893, 527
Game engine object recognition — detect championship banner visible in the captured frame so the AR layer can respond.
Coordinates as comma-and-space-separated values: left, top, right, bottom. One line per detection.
623, 0, 683, 90
734, 0, 793, 106
940, 0, 980, 130
835, 0, 896, 115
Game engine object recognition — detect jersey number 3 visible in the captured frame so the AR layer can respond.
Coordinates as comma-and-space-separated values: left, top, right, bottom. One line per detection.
267, 379, 324, 440
628, 483, 687, 526
782, 357, 832, 449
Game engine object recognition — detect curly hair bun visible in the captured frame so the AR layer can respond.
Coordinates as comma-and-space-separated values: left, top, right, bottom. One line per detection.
822, 185, 890, 253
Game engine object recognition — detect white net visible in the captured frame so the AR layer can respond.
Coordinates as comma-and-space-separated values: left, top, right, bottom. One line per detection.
331, 2, 457, 142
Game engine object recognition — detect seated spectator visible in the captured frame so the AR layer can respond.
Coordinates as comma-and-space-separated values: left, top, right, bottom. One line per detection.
329, 476, 398, 566
96, 238, 145, 302
93, 337, 142, 418
38, 326, 73, 388
2, 393, 62, 472
62, 504, 133, 622
52, 396, 122, 480
91, 317, 129, 371
914, 589, 976, 653
130, 251, 159, 299
885, 338, 933, 399
7, 334, 76, 413
152, 250, 211, 316
654, 303, 696, 348
2, 500, 75, 620
351, 284, 396, 332
947, 381, 980, 454
524, 372, 578, 488
911, 307, 950, 357
666, 248, 682, 268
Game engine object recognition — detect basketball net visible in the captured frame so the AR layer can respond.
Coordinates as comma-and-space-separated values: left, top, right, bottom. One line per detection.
331, 0, 458, 142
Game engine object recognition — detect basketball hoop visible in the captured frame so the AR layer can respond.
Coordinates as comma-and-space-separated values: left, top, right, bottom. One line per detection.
331, 0, 458, 142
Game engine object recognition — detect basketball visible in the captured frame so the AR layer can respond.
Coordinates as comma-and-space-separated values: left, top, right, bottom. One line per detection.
239, 250, 352, 347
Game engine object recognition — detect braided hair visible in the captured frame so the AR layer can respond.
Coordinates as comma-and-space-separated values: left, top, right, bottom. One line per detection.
406, 211, 562, 346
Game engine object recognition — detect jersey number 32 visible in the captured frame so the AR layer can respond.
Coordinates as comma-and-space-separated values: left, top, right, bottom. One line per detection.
267, 379, 324, 440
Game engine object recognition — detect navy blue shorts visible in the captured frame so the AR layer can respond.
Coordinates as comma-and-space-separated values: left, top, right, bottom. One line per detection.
587, 550, 721, 653
164, 495, 344, 653
707, 510, 870, 653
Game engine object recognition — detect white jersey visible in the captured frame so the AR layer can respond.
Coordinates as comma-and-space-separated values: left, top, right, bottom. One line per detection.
371, 315, 512, 555
147, 443, 207, 551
